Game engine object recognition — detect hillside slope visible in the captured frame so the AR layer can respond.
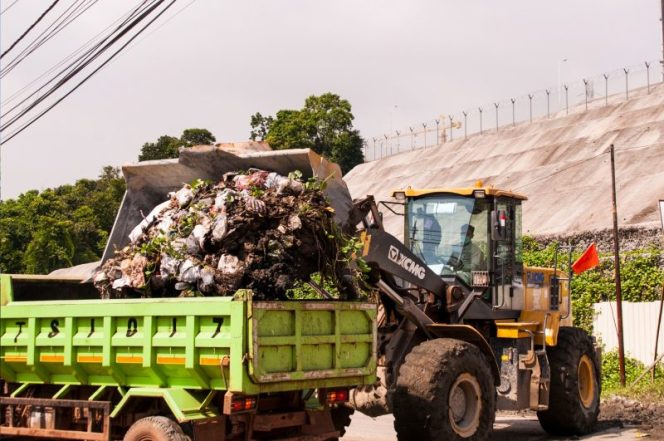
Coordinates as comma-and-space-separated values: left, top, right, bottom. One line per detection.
345, 84, 664, 238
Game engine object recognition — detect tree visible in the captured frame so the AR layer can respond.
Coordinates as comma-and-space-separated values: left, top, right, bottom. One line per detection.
181, 128, 216, 146
249, 112, 274, 141
0, 167, 126, 274
138, 128, 216, 161
138, 135, 180, 161
249, 93, 365, 173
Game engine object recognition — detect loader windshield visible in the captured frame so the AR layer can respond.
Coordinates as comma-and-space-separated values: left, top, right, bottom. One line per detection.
407, 195, 489, 283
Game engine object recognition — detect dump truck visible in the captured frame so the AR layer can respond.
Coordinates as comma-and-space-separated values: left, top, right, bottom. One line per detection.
349, 187, 601, 440
0, 147, 376, 440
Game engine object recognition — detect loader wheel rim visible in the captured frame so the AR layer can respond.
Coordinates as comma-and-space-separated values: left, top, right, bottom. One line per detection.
578, 354, 595, 408
448, 373, 482, 438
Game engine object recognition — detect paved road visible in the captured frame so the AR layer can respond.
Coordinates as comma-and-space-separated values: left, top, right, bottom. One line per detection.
344, 412, 644, 441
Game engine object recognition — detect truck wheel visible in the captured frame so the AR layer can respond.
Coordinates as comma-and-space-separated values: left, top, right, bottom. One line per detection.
124, 416, 190, 441
330, 405, 354, 438
393, 339, 495, 441
537, 327, 600, 436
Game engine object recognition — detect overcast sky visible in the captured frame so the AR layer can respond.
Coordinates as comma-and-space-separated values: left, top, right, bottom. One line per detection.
0, 0, 660, 199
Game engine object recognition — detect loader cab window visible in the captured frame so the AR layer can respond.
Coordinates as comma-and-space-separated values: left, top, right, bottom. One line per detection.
406, 195, 489, 284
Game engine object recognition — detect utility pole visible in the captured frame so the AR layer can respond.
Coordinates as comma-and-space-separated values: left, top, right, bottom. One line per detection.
609, 144, 626, 387
661, 0, 664, 80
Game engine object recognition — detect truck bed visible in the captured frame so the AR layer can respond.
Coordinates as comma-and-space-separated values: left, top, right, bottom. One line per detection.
0, 275, 377, 395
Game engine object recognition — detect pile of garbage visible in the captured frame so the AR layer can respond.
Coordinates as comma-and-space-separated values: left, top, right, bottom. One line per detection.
93, 169, 365, 300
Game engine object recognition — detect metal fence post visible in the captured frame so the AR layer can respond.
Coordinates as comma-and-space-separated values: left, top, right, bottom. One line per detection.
372, 137, 377, 161
528, 94, 533, 123
422, 123, 427, 148
564, 84, 569, 115
604, 74, 609, 106
583, 79, 589, 111
409, 127, 414, 150
494, 102, 499, 131
624, 68, 629, 100
510, 98, 516, 127
478, 108, 483, 134
395, 130, 400, 153
448, 115, 454, 141
435, 119, 440, 145
545, 90, 551, 118
383, 134, 388, 158
462, 111, 468, 139
646, 61, 651, 93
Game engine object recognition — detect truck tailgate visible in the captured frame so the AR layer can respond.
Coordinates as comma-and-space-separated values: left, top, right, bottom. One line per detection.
248, 300, 376, 383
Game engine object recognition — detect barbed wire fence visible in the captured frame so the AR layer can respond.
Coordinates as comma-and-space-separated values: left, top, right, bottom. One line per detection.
363, 59, 663, 161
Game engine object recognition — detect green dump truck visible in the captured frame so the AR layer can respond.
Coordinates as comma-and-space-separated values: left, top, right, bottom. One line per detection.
0, 275, 376, 440
0, 148, 377, 440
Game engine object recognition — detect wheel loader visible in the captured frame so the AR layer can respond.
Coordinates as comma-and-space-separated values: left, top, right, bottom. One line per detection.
1, 145, 600, 440
349, 186, 601, 440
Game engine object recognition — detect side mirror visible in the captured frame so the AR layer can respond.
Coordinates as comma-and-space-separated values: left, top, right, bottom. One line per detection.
491, 210, 508, 241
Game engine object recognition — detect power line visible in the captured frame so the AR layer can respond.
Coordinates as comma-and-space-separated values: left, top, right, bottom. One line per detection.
0, 0, 60, 59
1, 0, 98, 78
0, 0, 20, 15
1, 0, 178, 146
1, 2, 139, 107
1, 0, 156, 123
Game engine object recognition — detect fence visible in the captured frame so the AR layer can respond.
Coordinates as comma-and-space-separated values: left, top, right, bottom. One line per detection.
363, 59, 663, 161
593, 301, 664, 366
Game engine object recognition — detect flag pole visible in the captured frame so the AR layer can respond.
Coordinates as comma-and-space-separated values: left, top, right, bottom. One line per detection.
610, 143, 626, 387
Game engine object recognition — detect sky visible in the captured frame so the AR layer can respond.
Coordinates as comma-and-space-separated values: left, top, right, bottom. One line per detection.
0, 0, 661, 199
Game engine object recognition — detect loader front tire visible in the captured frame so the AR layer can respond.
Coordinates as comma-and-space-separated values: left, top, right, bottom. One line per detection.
393, 338, 495, 441
124, 416, 190, 441
537, 327, 600, 436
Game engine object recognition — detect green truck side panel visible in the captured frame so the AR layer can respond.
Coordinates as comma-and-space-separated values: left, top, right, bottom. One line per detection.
0, 275, 376, 402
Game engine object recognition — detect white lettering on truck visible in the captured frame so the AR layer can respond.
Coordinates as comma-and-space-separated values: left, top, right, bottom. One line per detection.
387, 245, 426, 280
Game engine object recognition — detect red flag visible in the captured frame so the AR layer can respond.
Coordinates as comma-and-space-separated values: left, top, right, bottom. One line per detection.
572, 243, 600, 274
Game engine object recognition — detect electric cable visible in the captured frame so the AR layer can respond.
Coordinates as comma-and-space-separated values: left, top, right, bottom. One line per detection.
1, 0, 155, 121
1, 0, 100, 78
1, 0, 60, 59
1, 2, 141, 107
0, 0, 20, 15
1, 0, 178, 146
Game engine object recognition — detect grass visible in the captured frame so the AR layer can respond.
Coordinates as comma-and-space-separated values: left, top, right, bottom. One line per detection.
601, 350, 664, 402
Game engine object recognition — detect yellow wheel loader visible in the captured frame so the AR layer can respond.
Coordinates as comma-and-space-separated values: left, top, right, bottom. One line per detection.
350, 186, 601, 440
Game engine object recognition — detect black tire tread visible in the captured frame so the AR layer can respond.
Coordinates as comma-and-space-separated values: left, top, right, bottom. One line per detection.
124, 416, 190, 441
393, 338, 496, 441
537, 327, 601, 436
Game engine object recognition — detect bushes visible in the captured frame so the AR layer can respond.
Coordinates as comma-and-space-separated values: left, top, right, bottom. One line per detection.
522, 236, 664, 333
601, 350, 664, 399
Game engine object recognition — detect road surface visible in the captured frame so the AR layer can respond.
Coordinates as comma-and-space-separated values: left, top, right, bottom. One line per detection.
343, 412, 645, 441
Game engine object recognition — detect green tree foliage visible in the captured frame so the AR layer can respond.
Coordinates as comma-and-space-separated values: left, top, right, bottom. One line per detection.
522, 236, 664, 333
249, 93, 365, 174
0, 168, 126, 274
138, 128, 216, 161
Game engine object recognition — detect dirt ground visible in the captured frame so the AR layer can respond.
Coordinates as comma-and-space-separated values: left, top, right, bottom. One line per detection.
345, 397, 664, 441
599, 396, 664, 440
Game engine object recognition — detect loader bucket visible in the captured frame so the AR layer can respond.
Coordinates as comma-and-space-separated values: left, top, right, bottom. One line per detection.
101, 145, 353, 262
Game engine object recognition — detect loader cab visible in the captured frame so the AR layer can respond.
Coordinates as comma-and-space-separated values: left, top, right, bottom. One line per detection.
396, 185, 527, 311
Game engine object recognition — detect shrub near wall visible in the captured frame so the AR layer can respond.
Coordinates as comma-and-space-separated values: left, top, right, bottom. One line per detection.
522, 236, 664, 333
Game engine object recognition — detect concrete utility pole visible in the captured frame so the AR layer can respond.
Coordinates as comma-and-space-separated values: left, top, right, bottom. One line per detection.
609, 144, 626, 387
661, 0, 664, 80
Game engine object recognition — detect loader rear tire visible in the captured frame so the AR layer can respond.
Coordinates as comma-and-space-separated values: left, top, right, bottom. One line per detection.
393, 338, 495, 441
124, 416, 190, 441
537, 327, 600, 436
